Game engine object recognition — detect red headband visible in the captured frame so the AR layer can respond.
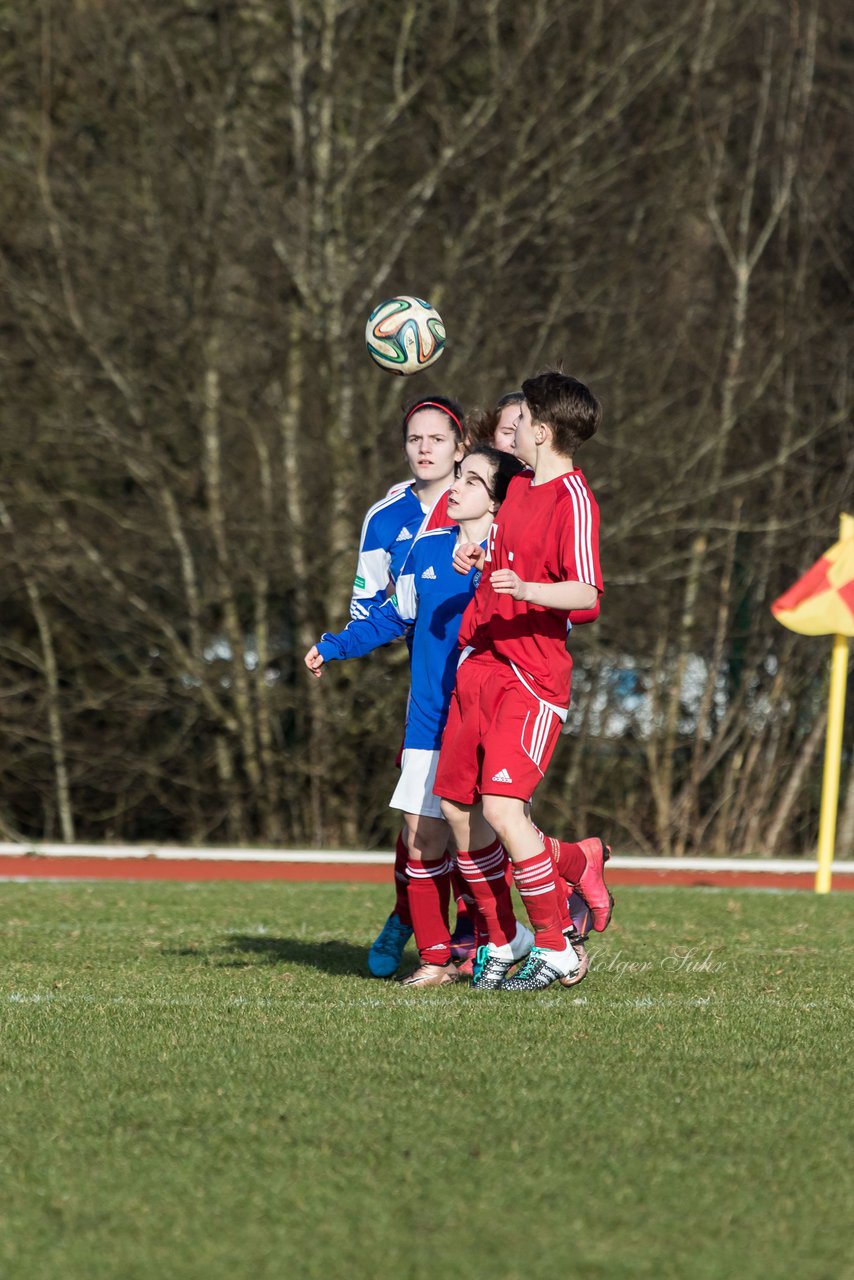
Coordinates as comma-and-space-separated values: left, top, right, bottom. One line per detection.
404, 400, 463, 434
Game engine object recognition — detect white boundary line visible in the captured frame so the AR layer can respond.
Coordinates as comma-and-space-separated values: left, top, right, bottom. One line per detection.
0, 842, 392, 865
0, 841, 851, 875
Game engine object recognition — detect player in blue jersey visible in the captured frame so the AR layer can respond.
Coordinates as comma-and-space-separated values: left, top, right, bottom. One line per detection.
307, 446, 526, 985
348, 396, 470, 976
350, 397, 465, 619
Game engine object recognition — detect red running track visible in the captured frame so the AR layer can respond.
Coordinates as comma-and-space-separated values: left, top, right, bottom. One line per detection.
1, 855, 852, 891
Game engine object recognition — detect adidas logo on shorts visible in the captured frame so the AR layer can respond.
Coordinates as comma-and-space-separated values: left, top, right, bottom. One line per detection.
491, 768, 513, 783
421, 566, 437, 579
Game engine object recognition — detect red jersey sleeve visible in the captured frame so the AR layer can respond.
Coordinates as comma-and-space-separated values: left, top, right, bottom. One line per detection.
553, 471, 603, 593
568, 601, 600, 626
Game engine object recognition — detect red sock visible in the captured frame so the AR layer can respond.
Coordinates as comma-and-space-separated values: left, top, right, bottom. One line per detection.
511, 852, 566, 950
455, 841, 517, 947
393, 831, 412, 928
551, 838, 585, 886
450, 866, 488, 944
406, 856, 452, 965
534, 823, 585, 889
450, 866, 473, 932
542, 835, 572, 930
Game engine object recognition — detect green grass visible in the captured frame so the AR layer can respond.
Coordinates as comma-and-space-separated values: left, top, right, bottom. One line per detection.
1, 881, 852, 1280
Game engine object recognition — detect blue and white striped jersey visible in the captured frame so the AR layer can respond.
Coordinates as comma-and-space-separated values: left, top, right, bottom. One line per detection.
349, 483, 427, 620
319, 526, 483, 750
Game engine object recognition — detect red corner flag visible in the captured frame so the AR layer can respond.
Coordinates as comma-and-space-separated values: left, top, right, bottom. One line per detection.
772, 530, 854, 637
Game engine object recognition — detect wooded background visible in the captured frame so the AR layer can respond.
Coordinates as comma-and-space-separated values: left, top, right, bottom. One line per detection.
1, 0, 852, 855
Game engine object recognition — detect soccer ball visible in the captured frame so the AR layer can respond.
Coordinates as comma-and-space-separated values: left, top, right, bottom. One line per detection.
365, 296, 446, 375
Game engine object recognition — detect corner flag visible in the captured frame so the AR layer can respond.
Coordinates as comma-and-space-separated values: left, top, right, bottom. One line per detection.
772, 515, 853, 893
771, 532, 854, 636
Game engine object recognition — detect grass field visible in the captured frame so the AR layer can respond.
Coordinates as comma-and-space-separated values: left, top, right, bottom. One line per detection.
2, 880, 852, 1280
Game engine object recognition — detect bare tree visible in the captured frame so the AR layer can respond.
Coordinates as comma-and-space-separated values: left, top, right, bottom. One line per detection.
0, 0, 850, 852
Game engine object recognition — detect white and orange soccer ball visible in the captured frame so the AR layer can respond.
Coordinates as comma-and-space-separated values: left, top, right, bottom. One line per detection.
365, 295, 446, 375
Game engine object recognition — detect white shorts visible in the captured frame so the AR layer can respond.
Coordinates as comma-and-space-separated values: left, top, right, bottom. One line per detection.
389, 749, 444, 819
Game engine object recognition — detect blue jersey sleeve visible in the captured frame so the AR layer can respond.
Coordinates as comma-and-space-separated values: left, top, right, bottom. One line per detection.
317, 570, 416, 664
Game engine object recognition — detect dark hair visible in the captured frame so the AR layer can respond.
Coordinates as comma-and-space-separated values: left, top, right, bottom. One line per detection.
521, 371, 601, 458
463, 444, 526, 506
401, 395, 464, 443
464, 390, 524, 448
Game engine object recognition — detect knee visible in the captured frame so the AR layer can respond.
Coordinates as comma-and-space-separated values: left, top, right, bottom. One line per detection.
481, 794, 511, 841
440, 797, 461, 827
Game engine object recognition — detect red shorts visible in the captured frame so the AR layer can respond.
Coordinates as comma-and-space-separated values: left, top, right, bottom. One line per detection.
433, 652, 564, 806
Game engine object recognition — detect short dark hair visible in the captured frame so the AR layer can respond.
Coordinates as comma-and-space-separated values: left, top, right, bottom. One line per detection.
464, 444, 526, 505
521, 371, 601, 458
464, 391, 524, 448
401, 395, 464, 443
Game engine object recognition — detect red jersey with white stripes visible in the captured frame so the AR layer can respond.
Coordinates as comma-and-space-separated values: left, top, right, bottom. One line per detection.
427, 470, 600, 626
458, 468, 602, 711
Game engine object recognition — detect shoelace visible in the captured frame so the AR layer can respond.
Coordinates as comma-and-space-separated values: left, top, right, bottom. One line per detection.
514, 948, 550, 977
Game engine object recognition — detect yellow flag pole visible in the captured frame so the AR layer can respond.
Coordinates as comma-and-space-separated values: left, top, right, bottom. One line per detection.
815, 512, 854, 894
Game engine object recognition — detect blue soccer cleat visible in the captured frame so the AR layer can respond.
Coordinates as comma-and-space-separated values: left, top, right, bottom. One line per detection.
368, 912, 413, 978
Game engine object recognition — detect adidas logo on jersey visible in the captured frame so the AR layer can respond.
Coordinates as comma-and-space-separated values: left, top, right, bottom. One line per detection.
421, 566, 437, 580
395, 527, 413, 542
491, 768, 513, 783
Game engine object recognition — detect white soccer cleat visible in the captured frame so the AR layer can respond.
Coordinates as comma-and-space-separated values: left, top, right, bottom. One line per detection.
471, 922, 534, 990
501, 941, 580, 992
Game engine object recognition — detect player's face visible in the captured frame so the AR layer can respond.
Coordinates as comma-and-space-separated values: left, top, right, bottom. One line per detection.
492, 403, 520, 453
512, 400, 537, 467
446, 454, 496, 522
404, 410, 464, 482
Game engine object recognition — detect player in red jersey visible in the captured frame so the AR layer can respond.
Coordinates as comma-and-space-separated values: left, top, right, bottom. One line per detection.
423, 393, 525, 962
423, 388, 606, 981
432, 390, 599, 631
434, 370, 612, 991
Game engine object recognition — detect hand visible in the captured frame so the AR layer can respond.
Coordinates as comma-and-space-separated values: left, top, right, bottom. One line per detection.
304, 645, 325, 678
489, 569, 529, 600
453, 542, 485, 575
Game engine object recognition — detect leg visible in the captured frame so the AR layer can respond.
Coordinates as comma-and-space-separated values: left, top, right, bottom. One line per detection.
447, 830, 479, 963
433, 660, 533, 986
440, 797, 496, 853
384, 750, 458, 987
392, 827, 412, 926
439, 797, 533, 990
550, 835, 614, 932
398, 811, 457, 985
482, 794, 566, 952
441, 798, 519, 948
